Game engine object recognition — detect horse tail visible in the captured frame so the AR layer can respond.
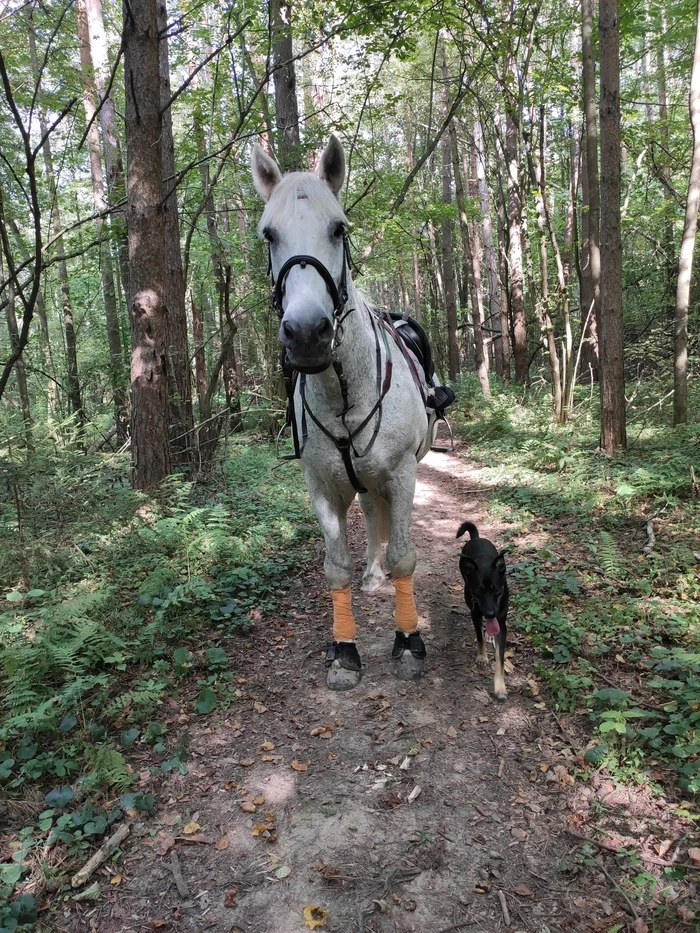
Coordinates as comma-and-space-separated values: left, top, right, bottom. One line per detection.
456, 521, 479, 540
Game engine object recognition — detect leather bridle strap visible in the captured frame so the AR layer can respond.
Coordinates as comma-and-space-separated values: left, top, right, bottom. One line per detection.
270, 235, 350, 320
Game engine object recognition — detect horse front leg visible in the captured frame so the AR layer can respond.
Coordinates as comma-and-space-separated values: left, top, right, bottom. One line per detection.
384, 461, 426, 681
308, 478, 363, 691
358, 491, 388, 592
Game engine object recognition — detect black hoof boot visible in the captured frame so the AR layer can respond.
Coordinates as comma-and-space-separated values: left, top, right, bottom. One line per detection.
325, 641, 362, 691
391, 630, 426, 680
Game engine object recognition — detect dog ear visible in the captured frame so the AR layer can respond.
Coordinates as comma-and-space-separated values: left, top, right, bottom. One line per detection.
493, 550, 507, 571
461, 556, 478, 571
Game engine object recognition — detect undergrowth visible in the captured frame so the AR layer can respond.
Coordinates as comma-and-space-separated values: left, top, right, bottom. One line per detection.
453, 375, 700, 797
0, 439, 314, 926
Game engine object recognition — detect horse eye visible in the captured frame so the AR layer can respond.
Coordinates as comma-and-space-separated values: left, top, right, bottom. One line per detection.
263, 228, 275, 244
333, 223, 346, 239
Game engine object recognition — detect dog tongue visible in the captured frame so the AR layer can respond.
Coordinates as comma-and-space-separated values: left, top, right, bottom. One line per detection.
484, 617, 500, 636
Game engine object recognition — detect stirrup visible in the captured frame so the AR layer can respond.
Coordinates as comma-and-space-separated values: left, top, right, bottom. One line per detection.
276, 421, 298, 461
430, 416, 454, 453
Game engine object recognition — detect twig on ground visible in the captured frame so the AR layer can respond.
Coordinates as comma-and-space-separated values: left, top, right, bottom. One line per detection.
642, 518, 656, 556
565, 828, 695, 869
170, 851, 190, 899
70, 822, 130, 888
435, 922, 474, 933
595, 857, 639, 920
497, 889, 511, 925
549, 709, 582, 754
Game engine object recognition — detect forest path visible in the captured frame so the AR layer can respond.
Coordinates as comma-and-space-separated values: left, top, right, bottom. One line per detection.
92, 447, 661, 933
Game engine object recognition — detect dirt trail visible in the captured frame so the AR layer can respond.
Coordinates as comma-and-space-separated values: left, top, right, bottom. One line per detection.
86, 449, 665, 933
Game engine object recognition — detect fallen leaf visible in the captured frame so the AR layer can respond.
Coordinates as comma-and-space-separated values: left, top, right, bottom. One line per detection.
276, 865, 291, 879
215, 837, 229, 850
153, 831, 176, 856
110, 874, 122, 885
303, 905, 329, 930
446, 725, 458, 739
311, 726, 331, 737
291, 760, 310, 772
513, 883, 532, 896
182, 821, 201, 835
688, 847, 700, 865
328, 753, 337, 761
656, 839, 673, 858
240, 759, 255, 768
240, 801, 257, 813
253, 702, 268, 714
260, 741, 275, 751
224, 889, 237, 908
253, 795, 266, 806
252, 823, 270, 837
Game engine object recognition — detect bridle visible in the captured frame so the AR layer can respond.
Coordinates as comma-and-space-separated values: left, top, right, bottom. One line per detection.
269, 233, 394, 494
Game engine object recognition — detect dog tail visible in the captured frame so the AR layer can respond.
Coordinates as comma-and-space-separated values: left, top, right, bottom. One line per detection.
456, 521, 479, 540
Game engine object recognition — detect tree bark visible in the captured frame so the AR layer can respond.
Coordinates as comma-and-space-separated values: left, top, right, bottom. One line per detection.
474, 119, 505, 377
77, 0, 127, 442
599, 0, 627, 451
656, 19, 676, 321
504, 55, 528, 382
674, 0, 700, 425
85, 0, 130, 314
124, 0, 171, 489
440, 47, 460, 381
0, 241, 32, 449
157, 0, 193, 467
271, 0, 301, 171
29, 20, 84, 441
582, 0, 602, 384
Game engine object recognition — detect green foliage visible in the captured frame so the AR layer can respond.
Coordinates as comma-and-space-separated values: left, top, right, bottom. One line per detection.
455, 382, 700, 797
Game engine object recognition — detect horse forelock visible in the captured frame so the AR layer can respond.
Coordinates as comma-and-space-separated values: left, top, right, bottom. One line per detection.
258, 172, 347, 236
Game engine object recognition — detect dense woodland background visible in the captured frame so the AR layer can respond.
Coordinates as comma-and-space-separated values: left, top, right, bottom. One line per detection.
1, 1, 700, 928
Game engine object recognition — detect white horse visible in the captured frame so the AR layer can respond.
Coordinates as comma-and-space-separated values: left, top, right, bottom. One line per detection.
252, 136, 437, 690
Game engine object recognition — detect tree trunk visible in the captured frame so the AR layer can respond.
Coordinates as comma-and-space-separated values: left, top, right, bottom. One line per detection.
124, 0, 171, 489
157, 1, 193, 467
599, 0, 627, 451
504, 57, 528, 382
85, 0, 130, 315
674, 0, 700, 425
474, 119, 504, 377
440, 47, 460, 381
656, 21, 676, 321
0, 244, 32, 449
77, 0, 127, 442
450, 119, 489, 394
29, 19, 84, 440
579, 128, 600, 380
271, 0, 301, 171
582, 0, 602, 385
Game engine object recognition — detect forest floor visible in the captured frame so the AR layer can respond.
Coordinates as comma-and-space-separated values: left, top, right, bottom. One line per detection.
59, 445, 699, 933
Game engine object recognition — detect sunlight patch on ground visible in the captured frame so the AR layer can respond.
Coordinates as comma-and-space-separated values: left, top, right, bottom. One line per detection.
254, 770, 297, 806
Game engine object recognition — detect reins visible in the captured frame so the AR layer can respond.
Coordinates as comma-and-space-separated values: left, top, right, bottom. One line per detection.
271, 235, 393, 494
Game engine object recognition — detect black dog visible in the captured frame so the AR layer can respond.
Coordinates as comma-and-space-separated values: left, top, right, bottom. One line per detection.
456, 521, 508, 700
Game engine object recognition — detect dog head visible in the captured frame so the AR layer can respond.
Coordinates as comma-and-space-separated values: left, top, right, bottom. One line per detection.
460, 549, 507, 636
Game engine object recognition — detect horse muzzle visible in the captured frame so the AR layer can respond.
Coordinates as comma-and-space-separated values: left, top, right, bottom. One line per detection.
279, 305, 334, 373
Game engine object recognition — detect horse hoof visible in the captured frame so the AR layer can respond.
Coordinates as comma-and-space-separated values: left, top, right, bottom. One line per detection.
391, 631, 426, 681
493, 688, 507, 701
392, 651, 425, 680
326, 660, 362, 690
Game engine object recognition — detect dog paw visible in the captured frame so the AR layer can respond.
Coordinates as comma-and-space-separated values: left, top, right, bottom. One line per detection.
493, 688, 508, 701
475, 653, 490, 668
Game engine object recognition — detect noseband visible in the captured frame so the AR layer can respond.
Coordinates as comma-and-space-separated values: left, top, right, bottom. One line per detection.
269, 234, 351, 324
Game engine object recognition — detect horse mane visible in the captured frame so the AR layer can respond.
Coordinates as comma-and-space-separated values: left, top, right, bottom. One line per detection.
258, 172, 347, 235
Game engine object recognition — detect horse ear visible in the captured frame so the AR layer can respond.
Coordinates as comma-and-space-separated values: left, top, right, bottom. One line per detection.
318, 135, 345, 195
493, 550, 507, 571
251, 144, 282, 202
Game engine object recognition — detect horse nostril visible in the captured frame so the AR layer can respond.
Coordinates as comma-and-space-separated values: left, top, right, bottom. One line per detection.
282, 320, 297, 343
317, 318, 332, 339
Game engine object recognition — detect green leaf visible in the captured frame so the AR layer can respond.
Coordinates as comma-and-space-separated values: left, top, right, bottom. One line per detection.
5, 592, 23, 602
44, 786, 76, 808
195, 688, 217, 714
599, 720, 626, 733
583, 746, 608, 764
60, 715, 78, 732
27, 589, 45, 598
0, 864, 24, 886
121, 728, 140, 747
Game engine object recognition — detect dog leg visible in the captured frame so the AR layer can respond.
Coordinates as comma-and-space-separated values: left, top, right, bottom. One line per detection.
472, 612, 489, 667
493, 623, 507, 700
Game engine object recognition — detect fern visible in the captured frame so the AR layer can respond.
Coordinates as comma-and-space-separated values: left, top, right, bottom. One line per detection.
84, 745, 132, 792
598, 530, 624, 579
103, 679, 167, 722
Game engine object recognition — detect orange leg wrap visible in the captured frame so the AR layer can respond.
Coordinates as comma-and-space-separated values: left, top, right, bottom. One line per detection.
332, 585, 357, 641
394, 575, 419, 633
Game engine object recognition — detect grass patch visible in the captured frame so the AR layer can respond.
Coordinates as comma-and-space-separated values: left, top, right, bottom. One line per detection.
453, 376, 700, 795
0, 440, 314, 925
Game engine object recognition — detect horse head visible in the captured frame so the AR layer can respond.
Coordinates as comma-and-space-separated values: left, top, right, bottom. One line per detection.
252, 136, 348, 374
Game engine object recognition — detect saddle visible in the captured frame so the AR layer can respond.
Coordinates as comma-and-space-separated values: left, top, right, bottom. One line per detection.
388, 313, 456, 417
